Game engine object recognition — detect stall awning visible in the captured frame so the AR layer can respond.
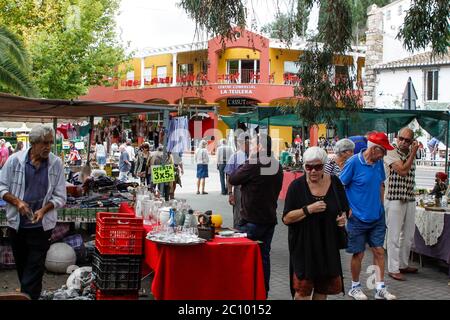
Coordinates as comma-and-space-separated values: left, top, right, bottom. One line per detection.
220, 107, 450, 142
0, 92, 215, 121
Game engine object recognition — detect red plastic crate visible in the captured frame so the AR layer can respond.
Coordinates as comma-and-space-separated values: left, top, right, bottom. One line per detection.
95, 289, 139, 300
95, 212, 144, 255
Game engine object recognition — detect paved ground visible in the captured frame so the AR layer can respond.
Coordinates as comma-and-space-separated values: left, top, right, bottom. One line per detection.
1, 153, 449, 300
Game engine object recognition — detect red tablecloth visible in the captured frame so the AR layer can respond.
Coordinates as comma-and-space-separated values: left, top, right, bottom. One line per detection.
278, 171, 303, 200
143, 224, 266, 300
118, 203, 266, 300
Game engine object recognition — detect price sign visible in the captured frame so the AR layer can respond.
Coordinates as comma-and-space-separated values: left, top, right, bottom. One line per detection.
151, 164, 175, 184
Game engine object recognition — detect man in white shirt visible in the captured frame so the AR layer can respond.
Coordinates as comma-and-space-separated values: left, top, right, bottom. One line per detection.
216, 139, 233, 195
126, 140, 136, 178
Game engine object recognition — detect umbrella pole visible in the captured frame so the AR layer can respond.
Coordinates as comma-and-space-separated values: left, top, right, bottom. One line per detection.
87, 116, 94, 164
53, 118, 57, 155
446, 119, 449, 175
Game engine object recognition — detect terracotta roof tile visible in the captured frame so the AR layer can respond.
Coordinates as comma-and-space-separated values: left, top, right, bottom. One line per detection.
374, 51, 450, 69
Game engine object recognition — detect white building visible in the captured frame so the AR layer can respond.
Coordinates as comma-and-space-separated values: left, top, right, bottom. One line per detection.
363, 0, 450, 111
375, 52, 450, 110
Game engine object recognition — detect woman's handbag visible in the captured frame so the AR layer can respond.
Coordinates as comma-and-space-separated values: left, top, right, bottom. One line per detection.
331, 177, 348, 249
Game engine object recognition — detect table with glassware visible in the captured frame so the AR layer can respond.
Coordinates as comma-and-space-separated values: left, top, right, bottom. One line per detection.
118, 202, 267, 300
412, 205, 450, 277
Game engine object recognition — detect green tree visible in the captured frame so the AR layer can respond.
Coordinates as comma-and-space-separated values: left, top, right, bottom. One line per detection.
0, 26, 37, 96
0, 0, 129, 99
317, 0, 391, 44
179, 0, 449, 125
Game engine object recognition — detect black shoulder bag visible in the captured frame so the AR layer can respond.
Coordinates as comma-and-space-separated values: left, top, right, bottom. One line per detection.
330, 176, 348, 249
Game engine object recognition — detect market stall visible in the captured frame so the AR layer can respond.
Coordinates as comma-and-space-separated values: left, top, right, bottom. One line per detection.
118, 202, 266, 300
413, 207, 450, 277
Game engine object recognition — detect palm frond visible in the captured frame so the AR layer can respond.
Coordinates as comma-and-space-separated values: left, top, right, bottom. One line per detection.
0, 26, 31, 71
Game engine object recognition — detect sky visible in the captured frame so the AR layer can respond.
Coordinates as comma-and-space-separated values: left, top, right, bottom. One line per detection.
115, 0, 319, 53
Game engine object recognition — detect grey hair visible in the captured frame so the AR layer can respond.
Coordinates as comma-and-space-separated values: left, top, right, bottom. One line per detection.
29, 125, 54, 145
303, 146, 328, 164
334, 138, 355, 155
119, 144, 127, 152
200, 140, 208, 148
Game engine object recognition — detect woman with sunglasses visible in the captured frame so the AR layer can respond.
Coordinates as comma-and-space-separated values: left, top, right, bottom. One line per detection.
283, 146, 349, 300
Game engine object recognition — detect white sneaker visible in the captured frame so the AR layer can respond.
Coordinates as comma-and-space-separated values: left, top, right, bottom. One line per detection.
375, 287, 397, 300
348, 286, 368, 300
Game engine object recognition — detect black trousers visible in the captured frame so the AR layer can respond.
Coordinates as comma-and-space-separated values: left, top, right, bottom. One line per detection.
8, 227, 53, 300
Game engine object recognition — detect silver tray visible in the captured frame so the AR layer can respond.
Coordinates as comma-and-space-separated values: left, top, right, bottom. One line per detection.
147, 237, 207, 246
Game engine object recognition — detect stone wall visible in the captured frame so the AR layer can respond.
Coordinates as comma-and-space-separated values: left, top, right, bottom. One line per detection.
363, 5, 384, 108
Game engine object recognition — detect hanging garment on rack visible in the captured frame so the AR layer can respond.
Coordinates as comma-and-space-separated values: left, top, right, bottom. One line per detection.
79, 124, 90, 137
167, 116, 190, 153
56, 123, 73, 139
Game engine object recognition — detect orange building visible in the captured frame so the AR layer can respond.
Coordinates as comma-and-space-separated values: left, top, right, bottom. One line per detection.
81, 29, 365, 148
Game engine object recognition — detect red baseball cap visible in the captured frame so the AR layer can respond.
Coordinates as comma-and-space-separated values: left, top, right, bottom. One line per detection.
367, 132, 394, 151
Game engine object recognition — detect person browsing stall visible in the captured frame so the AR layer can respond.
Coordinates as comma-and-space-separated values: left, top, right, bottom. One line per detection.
229, 133, 283, 297
0, 125, 66, 300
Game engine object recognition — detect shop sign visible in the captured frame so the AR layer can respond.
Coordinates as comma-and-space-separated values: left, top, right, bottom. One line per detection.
227, 98, 257, 107
62, 140, 71, 150
218, 84, 256, 95
151, 164, 175, 184
74, 141, 85, 150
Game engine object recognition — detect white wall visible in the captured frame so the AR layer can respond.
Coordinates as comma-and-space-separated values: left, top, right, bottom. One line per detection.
375, 66, 450, 109
380, 0, 427, 63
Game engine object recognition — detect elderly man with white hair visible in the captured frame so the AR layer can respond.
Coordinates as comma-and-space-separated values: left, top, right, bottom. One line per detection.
339, 132, 397, 300
283, 146, 349, 300
0, 124, 66, 300
216, 138, 233, 195
324, 138, 355, 177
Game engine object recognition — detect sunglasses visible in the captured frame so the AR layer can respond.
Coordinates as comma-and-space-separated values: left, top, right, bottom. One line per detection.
398, 136, 413, 144
305, 164, 324, 171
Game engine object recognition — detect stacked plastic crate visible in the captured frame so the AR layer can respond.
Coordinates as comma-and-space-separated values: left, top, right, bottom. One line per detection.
93, 212, 144, 300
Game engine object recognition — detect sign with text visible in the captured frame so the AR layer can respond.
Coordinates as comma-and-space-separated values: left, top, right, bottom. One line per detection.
227, 98, 258, 107
62, 140, 71, 150
151, 164, 175, 184
218, 84, 256, 95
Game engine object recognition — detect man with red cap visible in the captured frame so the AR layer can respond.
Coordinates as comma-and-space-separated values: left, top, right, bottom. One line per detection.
384, 127, 420, 282
340, 131, 397, 300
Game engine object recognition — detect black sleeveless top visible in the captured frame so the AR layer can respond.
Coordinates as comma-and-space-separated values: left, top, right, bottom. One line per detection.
283, 175, 349, 295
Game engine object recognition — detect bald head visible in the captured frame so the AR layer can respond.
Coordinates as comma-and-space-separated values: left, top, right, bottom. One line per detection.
399, 127, 414, 139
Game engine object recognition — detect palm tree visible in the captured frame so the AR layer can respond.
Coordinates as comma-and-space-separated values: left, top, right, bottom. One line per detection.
0, 26, 38, 97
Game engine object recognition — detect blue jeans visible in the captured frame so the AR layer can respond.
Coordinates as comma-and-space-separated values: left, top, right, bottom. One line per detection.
237, 221, 275, 296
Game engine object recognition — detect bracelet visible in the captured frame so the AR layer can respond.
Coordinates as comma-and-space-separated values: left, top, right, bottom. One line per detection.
302, 205, 310, 217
